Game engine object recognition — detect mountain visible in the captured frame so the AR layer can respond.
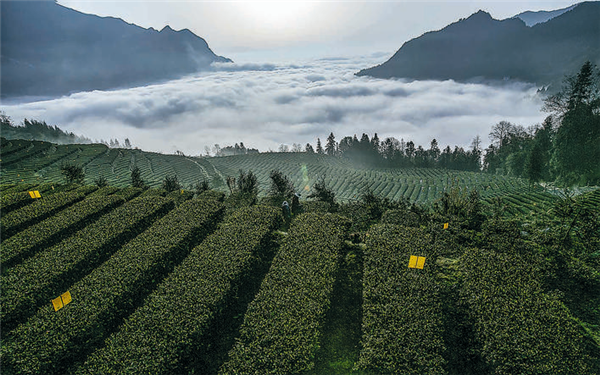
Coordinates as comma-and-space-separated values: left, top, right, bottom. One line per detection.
356, 2, 600, 87
1, 0, 232, 99
513, 4, 577, 26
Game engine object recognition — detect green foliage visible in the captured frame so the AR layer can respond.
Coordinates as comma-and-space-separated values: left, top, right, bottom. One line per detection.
237, 169, 258, 196
93, 175, 108, 187
162, 174, 180, 192
192, 179, 210, 195
307, 176, 336, 210
0, 187, 94, 239
356, 225, 446, 374
433, 187, 485, 231
60, 162, 85, 184
1, 196, 224, 375
0, 197, 173, 332
78, 205, 280, 374
459, 246, 594, 374
381, 208, 420, 227
0, 191, 36, 216
1, 194, 125, 269
221, 213, 351, 374
268, 169, 294, 199
130, 166, 145, 189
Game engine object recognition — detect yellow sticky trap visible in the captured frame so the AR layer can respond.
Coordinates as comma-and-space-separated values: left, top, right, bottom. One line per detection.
29, 191, 35, 198
181, 189, 184, 194
29, 191, 41, 199
443, 223, 449, 230
51, 291, 72, 311
52, 296, 64, 311
408, 255, 426, 269
61, 291, 72, 306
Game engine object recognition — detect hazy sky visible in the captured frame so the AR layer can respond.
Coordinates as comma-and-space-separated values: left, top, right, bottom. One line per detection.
56, 0, 581, 61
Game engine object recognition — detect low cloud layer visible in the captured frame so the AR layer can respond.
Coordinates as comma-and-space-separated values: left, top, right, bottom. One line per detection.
2, 56, 545, 155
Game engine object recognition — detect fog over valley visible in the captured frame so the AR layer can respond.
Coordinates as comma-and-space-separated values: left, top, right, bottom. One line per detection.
2, 55, 544, 155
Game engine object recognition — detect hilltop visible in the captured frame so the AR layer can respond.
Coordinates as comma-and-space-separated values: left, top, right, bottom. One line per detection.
357, 2, 600, 87
0, 0, 232, 99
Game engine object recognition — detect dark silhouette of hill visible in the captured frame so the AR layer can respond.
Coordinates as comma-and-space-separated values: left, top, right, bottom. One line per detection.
1, 0, 232, 99
356, 2, 600, 87
513, 4, 576, 26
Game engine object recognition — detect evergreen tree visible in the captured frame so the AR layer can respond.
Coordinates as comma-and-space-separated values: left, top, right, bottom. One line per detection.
545, 61, 600, 184
60, 163, 85, 184
131, 166, 145, 189
325, 132, 336, 156
316, 138, 324, 154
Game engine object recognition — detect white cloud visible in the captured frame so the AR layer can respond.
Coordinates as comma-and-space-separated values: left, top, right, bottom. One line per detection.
2, 55, 545, 155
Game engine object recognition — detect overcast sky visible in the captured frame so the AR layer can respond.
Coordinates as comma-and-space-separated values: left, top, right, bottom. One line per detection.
56, 0, 581, 61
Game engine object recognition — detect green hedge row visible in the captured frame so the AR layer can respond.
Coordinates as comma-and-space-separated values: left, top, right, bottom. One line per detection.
88, 186, 120, 196
112, 186, 143, 200
78, 205, 282, 374
1, 195, 125, 269
0, 196, 173, 332
0, 191, 36, 215
0, 184, 88, 216
220, 213, 351, 374
460, 247, 594, 374
1, 194, 224, 374
356, 225, 446, 374
0, 186, 97, 239
0, 183, 38, 196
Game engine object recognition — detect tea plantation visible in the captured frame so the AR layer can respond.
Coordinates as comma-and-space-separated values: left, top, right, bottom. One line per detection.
1, 140, 599, 374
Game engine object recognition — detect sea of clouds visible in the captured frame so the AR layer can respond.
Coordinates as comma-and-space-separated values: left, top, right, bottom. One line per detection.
1, 55, 546, 155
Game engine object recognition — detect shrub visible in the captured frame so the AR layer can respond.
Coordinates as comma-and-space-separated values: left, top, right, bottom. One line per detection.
1, 195, 125, 269
356, 224, 446, 374
78, 206, 281, 374
220, 213, 351, 374
162, 174, 181, 192
1, 195, 224, 374
60, 162, 85, 184
0, 197, 173, 332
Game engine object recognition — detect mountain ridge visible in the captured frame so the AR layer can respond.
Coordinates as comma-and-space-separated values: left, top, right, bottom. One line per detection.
356, 2, 600, 87
1, 1, 232, 99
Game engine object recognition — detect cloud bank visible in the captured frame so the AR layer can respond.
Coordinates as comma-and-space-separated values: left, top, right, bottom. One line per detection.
2, 55, 545, 155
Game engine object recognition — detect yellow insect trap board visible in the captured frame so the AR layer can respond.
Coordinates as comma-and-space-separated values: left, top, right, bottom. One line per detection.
408, 255, 426, 269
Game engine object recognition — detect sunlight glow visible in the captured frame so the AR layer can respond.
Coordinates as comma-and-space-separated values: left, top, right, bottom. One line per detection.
236, 1, 319, 34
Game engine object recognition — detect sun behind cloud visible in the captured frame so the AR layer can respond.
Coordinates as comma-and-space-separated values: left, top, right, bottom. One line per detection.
235, 1, 319, 36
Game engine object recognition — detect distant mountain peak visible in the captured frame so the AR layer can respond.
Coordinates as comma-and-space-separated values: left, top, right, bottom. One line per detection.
1, 1, 232, 99
512, 3, 578, 26
356, 2, 600, 87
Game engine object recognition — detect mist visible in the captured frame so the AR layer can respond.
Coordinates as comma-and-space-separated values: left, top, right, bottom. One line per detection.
1, 55, 545, 155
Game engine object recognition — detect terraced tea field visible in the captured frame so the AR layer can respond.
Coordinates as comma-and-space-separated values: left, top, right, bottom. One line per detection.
2, 138, 574, 207
1, 183, 598, 374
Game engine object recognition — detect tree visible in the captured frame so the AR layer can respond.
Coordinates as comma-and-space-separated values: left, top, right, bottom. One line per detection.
428, 139, 441, 166
162, 175, 181, 192
269, 170, 294, 198
316, 138, 324, 154
193, 180, 210, 195
131, 166, 146, 189
124, 138, 131, 148
305, 143, 314, 153
60, 163, 85, 184
545, 61, 600, 184
489, 121, 514, 148
325, 132, 336, 156
307, 176, 336, 209
237, 169, 258, 196
525, 141, 544, 186
94, 175, 108, 187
